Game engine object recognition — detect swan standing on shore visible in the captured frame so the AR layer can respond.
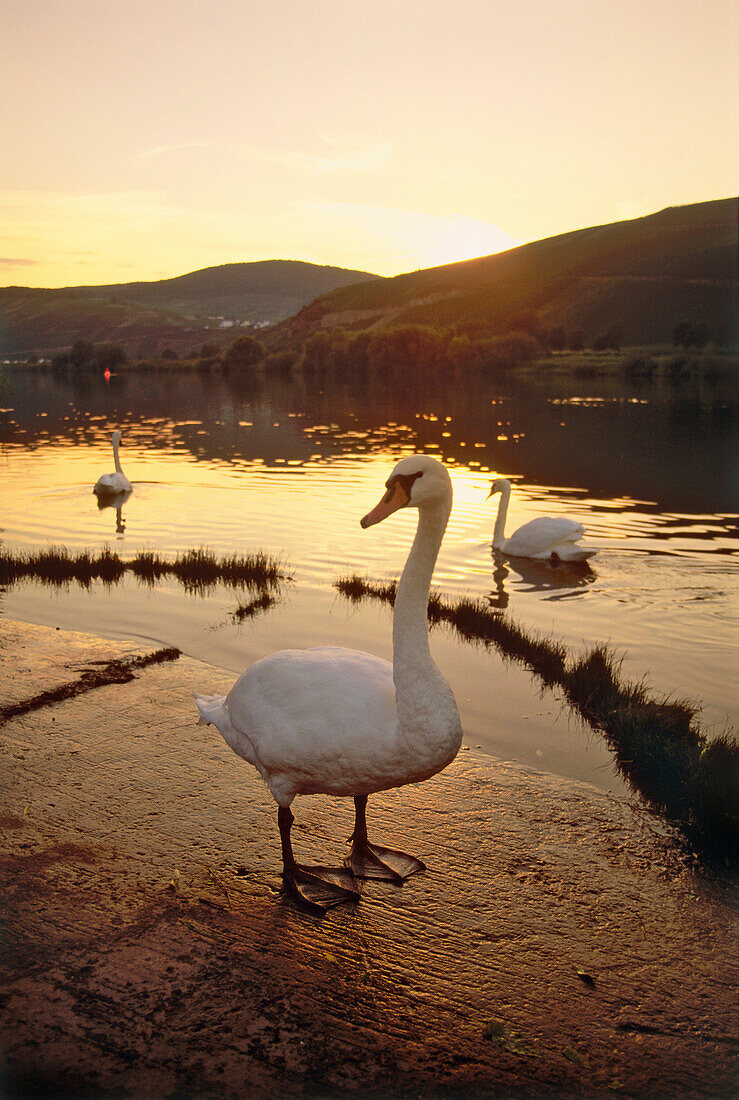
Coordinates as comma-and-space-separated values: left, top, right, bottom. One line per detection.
488, 478, 595, 561
93, 431, 132, 496
195, 455, 462, 912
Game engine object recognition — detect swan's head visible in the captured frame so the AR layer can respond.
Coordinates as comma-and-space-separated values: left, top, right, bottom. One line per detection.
112, 430, 122, 445
361, 455, 452, 528
487, 477, 510, 500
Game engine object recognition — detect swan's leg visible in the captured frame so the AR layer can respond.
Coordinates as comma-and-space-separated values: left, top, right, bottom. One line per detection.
277, 806, 360, 913
344, 795, 426, 883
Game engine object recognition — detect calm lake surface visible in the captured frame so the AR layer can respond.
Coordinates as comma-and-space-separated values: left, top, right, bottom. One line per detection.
1, 364, 736, 800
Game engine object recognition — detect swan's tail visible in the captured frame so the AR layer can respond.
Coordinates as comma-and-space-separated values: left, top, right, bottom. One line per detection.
194, 692, 228, 727
194, 692, 263, 774
560, 547, 597, 562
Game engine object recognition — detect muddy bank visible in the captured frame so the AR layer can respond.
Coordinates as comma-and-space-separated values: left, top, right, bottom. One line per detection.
0, 621, 736, 1098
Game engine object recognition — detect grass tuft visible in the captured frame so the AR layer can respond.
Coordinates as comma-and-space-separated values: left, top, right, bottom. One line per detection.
0, 546, 290, 593
230, 592, 279, 622
566, 646, 625, 711
336, 573, 397, 605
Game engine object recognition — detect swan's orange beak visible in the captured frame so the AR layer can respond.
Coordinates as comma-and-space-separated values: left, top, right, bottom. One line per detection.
360, 480, 410, 528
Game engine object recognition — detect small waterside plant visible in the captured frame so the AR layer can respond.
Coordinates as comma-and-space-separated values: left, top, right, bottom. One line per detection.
0, 647, 181, 723
334, 573, 738, 863
0, 546, 290, 593
230, 592, 279, 622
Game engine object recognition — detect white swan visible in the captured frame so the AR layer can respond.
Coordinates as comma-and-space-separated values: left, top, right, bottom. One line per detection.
195, 455, 462, 912
93, 430, 132, 496
488, 478, 595, 561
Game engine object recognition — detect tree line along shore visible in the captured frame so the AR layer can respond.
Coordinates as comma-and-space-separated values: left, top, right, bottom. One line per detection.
10, 320, 736, 382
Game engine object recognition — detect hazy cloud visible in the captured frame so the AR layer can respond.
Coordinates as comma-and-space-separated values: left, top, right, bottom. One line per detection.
0, 257, 39, 268
133, 142, 210, 161
231, 139, 389, 175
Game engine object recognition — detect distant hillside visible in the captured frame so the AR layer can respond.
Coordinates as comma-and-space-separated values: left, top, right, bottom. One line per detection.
0, 291, 217, 358
272, 198, 738, 349
68, 260, 380, 322
0, 260, 380, 357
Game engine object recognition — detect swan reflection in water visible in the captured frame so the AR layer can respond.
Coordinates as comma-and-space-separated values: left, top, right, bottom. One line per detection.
95, 488, 131, 534
487, 553, 596, 609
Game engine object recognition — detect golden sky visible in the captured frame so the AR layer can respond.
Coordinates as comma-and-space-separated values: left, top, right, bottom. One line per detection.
2, 0, 737, 287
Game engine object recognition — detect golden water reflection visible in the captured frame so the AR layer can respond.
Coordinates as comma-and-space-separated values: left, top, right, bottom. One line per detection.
0, 366, 736, 787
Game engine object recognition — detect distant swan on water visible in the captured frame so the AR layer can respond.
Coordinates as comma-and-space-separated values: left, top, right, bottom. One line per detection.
488, 478, 595, 562
93, 430, 132, 496
195, 454, 462, 913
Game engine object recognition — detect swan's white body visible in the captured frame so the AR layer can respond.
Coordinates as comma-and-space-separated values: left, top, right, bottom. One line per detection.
489, 478, 595, 562
196, 643, 458, 808
93, 430, 132, 496
195, 455, 462, 811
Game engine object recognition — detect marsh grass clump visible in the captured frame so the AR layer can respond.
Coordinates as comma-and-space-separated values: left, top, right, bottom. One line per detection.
208, 549, 287, 590
0, 546, 127, 587
565, 646, 624, 712
335, 573, 398, 606
564, 646, 708, 815
0, 546, 290, 594
588, 694, 701, 811
231, 592, 279, 622
692, 733, 739, 849
171, 549, 229, 592
333, 572, 738, 860
171, 548, 289, 592
128, 550, 168, 582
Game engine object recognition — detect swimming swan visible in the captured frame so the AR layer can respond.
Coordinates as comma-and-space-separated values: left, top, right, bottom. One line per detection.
195, 455, 462, 912
93, 431, 132, 496
488, 478, 595, 561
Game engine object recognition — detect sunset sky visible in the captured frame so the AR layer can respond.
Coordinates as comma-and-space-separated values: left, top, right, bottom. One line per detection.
2, 0, 737, 287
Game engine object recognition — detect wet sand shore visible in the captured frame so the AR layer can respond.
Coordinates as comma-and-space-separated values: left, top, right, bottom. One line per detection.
0, 620, 736, 1099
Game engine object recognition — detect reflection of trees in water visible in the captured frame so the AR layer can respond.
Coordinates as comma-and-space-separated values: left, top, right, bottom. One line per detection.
1, 364, 736, 513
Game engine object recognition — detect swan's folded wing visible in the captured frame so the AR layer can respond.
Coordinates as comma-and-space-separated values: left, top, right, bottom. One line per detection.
506, 516, 585, 556
224, 647, 398, 785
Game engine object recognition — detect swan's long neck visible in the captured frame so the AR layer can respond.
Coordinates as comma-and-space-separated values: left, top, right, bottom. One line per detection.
393, 500, 461, 765
393, 503, 447, 666
112, 436, 123, 475
492, 482, 511, 548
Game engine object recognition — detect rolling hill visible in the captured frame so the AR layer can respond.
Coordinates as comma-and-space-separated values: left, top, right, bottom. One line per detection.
2, 200, 736, 359
67, 260, 380, 322
271, 197, 738, 349
0, 260, 380, 357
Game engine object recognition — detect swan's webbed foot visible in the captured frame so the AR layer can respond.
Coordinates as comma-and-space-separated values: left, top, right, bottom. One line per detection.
344, 839, 425, 883
282, 864, 360, 913
345, 795, 425, 884
278, 806, 359, 913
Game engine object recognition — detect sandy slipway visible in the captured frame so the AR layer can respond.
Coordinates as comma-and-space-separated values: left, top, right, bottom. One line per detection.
0, 622, 736, 1099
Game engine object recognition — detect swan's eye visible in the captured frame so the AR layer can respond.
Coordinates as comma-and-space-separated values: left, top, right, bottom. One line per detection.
381, 470, 425, 511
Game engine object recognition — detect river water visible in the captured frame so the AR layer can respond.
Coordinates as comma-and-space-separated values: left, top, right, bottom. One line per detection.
1, 363, 736, 798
